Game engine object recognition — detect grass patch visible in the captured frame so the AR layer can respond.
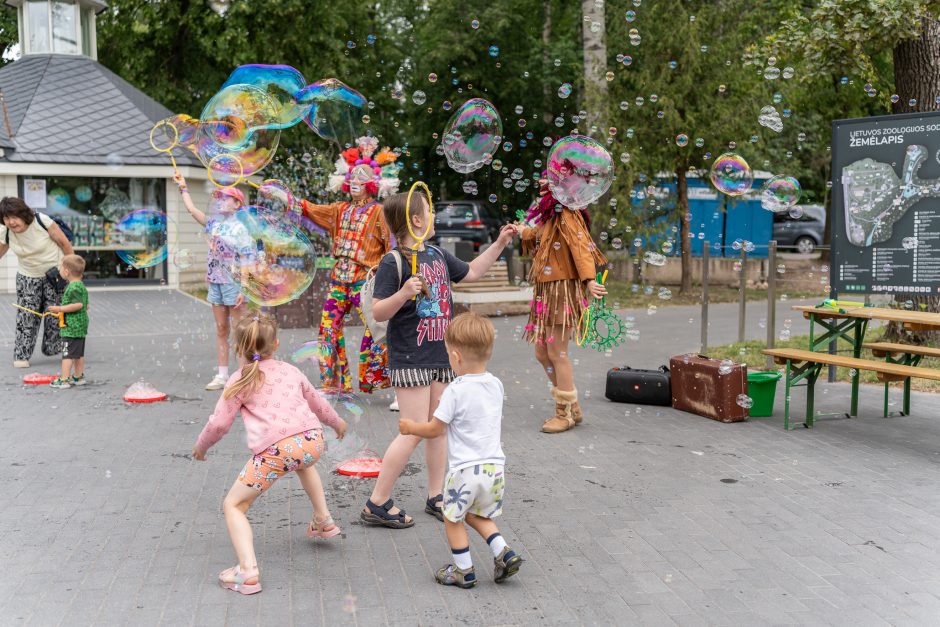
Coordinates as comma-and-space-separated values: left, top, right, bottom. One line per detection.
707, 333, 940, 394
604, 283, 823, 309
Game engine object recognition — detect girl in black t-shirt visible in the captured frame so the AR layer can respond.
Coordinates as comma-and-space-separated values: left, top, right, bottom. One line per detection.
361, 189, 518, 528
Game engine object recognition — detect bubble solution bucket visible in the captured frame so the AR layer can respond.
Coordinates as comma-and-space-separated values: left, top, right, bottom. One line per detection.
747, 371, 782, 417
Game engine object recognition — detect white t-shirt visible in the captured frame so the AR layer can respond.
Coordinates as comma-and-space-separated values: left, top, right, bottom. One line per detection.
434, 372, 506, 472
0, 213, 63, 278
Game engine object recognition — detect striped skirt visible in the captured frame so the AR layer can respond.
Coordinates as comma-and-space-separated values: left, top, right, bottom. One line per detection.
389, 367, 456, 388
523, 278, 588, 345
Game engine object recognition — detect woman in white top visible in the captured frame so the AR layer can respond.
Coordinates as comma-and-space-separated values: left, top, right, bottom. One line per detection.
0, 197, 74, 368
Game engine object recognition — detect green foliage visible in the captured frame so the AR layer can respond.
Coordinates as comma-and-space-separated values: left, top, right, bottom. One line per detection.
0, 6, 17, 65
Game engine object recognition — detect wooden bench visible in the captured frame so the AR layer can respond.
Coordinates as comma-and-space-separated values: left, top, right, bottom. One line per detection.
761, 347, 940, 429
862, 342, 940, 417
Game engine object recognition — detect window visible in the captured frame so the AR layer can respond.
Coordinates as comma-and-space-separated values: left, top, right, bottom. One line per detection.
26, 1, 51, 54
18, 175, 168, 285
51, 1, 79, 54
80, 7, 94, 57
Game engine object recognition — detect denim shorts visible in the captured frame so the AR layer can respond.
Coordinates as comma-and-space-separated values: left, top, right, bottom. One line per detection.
207, 281, 241, 306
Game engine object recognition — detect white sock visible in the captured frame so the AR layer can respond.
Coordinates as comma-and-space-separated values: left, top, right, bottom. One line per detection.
218, 366, 229, 378
487, 533, 507, 557
452, 547, 473, 570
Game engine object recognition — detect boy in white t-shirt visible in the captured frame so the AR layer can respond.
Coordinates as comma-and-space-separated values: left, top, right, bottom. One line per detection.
399, 312, 523, 588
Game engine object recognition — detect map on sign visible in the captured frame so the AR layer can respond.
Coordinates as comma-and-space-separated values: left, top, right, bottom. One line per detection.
842, 145, 940, 247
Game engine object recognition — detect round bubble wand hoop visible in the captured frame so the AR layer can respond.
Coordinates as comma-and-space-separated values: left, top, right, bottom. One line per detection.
149, 119, 181, 175
207, 153, 262, 190
405, 181, 434, 298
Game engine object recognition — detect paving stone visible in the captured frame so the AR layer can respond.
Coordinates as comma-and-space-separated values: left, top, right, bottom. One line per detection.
4, 291, 940, 624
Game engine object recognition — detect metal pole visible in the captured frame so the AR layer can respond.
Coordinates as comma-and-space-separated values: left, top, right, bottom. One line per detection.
766, 241, 777, 370
738, 247, 747, 343
701, 241, 710, 354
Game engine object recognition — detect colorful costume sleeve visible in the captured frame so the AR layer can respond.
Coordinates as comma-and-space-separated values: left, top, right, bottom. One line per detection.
195, 388, 243, 452
299, 200, 342, 235
300, 377, 343, 430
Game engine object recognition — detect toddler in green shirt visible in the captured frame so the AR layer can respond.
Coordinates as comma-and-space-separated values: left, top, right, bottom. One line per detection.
48, 254, 88, 389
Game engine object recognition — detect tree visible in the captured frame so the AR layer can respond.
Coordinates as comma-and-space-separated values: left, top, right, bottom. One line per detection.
761, 1, 940, 338
604, 0, 787, 294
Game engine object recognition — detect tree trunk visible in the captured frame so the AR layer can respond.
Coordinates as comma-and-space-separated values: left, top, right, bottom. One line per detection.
886, 16, 940, 341
580, 0, 608, 138
677, 168, 692, 294
542, 1, 554, 124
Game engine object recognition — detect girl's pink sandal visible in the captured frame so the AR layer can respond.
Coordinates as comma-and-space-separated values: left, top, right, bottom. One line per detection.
307, 515, 342, 539
218, 565, 262, 595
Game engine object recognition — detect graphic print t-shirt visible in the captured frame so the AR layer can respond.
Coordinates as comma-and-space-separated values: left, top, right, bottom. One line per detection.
372, 246, 470, 369
205, 215, 254, 284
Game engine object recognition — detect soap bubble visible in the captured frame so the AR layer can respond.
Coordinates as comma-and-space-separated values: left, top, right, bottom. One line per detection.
470, 19, 480, 29
676, 134, 689, 147
643, 251, 667, 266
212, 208, 318, 307
412, 90, 427, 105
760, 175, 801, 212
709, 153, 753, 196
113, 210, 167, 269
200, 83, 281, 150
428, 73, 438, 83
291, 340, 335, 370
661, 241, 674, 254
296, 78, 367, 145
488, 45, 500, 57
558, 83, 573, 99
441, 98, 503, 174
220, 64, 310, 129
758, 105, 783, 133
255, 179, 294, 220
658, 287, 672, 300
718, 359, 734, 375
902, 237, 918, 250
736, 394, 753, 409
123, 379, 167, 402
173, 248, 194, 270
546, 135, 614, 208
787, 205, 804, 219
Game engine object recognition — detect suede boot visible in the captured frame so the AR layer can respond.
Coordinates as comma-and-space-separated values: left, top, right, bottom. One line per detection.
542, 387, 577, 433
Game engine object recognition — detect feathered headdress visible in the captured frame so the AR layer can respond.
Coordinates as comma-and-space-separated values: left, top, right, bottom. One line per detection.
328, 136, 402, 199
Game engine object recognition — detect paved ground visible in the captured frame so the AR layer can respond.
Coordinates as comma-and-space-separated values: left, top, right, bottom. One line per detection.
2, 289, 939, 626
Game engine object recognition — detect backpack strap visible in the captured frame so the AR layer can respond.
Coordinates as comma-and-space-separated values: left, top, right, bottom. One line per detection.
4, 213, 44, 245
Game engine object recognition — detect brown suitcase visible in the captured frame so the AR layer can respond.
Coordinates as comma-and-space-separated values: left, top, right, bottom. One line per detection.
669, 354, 749, 422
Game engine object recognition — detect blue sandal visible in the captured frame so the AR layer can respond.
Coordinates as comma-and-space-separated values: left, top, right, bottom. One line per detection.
360, 499, 414, 529
425, 494, 444, 522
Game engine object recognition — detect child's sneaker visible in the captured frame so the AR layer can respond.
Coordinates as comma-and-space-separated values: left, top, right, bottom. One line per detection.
70, 374, 87, 386
435, 564, 477, 588
49, 377, 71, 389
493, 547, 523, 583
205, 374, 227, 390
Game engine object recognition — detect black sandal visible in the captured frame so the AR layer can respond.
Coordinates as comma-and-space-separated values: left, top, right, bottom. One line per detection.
360, 499, 415, 529
425, 494, 444, 522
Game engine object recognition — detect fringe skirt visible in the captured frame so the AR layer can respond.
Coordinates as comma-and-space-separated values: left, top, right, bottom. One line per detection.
523, 278, 588, 345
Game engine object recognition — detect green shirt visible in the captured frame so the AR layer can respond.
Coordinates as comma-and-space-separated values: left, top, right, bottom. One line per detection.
61, 280, 88, 338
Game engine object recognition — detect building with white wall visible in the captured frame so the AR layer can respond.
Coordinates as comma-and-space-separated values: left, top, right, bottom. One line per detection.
0, 0, 217, 293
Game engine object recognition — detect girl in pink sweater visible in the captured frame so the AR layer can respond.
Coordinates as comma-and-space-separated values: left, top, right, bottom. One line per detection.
192, 315, 348, 595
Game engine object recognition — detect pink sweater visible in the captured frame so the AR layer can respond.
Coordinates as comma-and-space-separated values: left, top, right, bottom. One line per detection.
195, 359, 343, 454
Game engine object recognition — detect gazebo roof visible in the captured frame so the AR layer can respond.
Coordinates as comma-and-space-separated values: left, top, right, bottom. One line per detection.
0, 54, 199, 167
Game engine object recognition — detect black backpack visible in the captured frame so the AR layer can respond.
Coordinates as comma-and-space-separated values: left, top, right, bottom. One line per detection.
4, 213, 74, 244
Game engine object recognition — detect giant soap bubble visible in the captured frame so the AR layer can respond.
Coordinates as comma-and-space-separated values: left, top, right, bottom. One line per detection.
709, 153, 753, 197
441, 98, 503, 174
296, 79, 367, 145
221, 64, 311, 128
760, 175, 801, 212
213, 208, 318, 307
546, 135, 614, 208
199, 84, 281, 151
113, 209, 167, 269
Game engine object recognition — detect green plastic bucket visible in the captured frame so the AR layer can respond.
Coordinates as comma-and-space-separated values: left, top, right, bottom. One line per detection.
747, 371, 782, 417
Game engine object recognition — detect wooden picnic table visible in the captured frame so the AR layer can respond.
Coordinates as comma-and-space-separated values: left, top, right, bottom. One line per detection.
791, 305, 940, 416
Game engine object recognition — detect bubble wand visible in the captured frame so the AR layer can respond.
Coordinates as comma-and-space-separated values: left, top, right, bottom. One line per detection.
149, 119, 181, 175
207, 153, 261, 189
576, 271, 625, 351
405, 181, 434, 298
11, 303, 64, 328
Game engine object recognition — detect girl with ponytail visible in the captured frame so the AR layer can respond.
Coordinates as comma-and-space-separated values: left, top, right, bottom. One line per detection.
192, 315, 348, 595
